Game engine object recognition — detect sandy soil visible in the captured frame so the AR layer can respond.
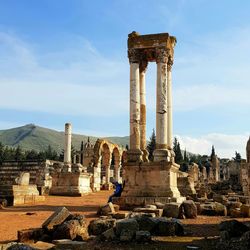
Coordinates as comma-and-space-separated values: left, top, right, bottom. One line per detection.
1, 190, 250, 247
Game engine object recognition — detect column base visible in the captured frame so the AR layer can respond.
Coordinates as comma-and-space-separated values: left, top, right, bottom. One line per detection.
142, 149, 149, 162
153, 149, 171, 162
127, 149, 143, 163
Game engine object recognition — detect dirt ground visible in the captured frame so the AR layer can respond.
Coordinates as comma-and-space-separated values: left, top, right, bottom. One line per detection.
1, 191, 250, 249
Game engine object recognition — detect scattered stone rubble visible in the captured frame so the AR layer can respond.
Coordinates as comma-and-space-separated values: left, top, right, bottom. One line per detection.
216, 219, 250, 250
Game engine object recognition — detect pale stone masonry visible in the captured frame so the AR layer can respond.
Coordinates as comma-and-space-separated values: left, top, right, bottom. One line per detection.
114, 31, 184, 208
127, 31, 176, 162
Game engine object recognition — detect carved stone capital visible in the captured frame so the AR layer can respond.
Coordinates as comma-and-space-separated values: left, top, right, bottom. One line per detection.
167, 56, 173, 71
128, 48, 140, 63
139, 60, 148, 73
155, 47, 169, 64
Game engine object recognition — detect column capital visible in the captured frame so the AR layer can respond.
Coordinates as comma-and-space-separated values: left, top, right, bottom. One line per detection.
167, 56, 174, 71
139, 60, 148, 73
155, 47, 169, 64
128, 48, 140, 63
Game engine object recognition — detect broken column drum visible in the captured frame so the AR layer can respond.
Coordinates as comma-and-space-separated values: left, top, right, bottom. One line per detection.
113, 32, 184, 208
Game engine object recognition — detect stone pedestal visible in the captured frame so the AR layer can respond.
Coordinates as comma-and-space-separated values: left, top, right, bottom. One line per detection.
12, 185, 45, 206
50, 172, 92, 196
113, 161, 185, 208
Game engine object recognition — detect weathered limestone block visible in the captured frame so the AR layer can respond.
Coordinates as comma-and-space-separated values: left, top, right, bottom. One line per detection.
53, 219, 89, 241
97, 202, 115, 216
15, 172, 30, 186
177, 176, 196, 197
17, 228, 44, 243
135, 215, 158, 232
112, 212, 129, 219
219, 220, 249, 238
133, 207, 163, 217
88, 218, 116, 235
50, 172, 92, 196
101, 228, 116, 241
155, 218, 183, 236
182, 200, 197, 218
42, 207, 70, 230
163, 202, 181, 218
12, 185, 44, 206
135, 231, 151, 242
115, 218, 139, 237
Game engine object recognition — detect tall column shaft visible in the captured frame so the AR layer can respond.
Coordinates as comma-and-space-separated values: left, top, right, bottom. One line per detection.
130, 63, 141, 150
156, 62, 168, 149
64, 123, 72, 163
167, 67, 173, 148
140, 70, 146, 150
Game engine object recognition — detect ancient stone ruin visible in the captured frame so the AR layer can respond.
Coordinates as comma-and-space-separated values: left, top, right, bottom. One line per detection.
113, 31, 185, 208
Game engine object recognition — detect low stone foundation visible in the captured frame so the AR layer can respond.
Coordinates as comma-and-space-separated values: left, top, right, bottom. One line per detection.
50, 172, 92, 196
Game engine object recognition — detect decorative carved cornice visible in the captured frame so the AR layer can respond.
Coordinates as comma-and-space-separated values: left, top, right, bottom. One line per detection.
155, 48, 169, 64
128, 48, 140, 63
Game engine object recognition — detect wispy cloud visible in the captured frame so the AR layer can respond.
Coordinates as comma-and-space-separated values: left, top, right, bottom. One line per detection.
177, 133, 249, 159
0, 31, 128, 116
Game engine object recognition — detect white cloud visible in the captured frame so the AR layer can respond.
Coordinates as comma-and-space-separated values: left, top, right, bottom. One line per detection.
177, 133, 249, 159
0, 32, 129, 116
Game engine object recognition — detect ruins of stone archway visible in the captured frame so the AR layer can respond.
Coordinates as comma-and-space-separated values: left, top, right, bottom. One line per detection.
92, 139, 124, 191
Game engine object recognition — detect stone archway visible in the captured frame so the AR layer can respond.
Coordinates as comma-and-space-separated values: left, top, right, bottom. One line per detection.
92, 139, 124, 191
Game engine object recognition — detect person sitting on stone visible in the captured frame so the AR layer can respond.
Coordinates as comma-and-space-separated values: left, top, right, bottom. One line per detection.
108, 180, 123, 203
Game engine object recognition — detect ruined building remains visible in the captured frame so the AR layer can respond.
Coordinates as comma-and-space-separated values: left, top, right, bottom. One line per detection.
114, 31, 185, 208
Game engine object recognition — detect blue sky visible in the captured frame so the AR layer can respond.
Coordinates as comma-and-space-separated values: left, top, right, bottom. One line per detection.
0, 0, 250, 158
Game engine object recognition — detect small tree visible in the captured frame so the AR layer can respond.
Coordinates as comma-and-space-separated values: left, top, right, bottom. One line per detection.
173, 137, 183, 164
147, 129, 156, 161
14, 145, 23, 161
234, 151, 241, 163
211, 145, 215, 159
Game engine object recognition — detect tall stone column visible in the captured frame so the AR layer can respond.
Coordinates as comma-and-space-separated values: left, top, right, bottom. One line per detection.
127, 48, 142, 162
153, 48, 171, 162
140, 61, 149, 162
64, 123, 72, 170
167, 58, 173, 149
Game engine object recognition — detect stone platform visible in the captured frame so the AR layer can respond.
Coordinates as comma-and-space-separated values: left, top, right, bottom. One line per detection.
113, 161, 185, 208
50, 172, 92, 196
0, 184, 45, 206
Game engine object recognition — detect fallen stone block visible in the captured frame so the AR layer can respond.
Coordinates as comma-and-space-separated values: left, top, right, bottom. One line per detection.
145, 204, 157, 209
101, 228, 116, 241
42, 207, 70, 230
135, 216, 158, 233
112, 212, 129, 219
116, 218, 139, 237
135, 231, 151, 242
119, 229, 135, 242
88, 218, 116, 236
53, 219, 89, 241
17, 228, 44, 243
97, 202, 115, 216
155, 218, 176, 236
129, 212, 156, 218
182, 200, 197, 218
219, 219, 249, 238
163, 202, 181, 218
133, 207, 163, 217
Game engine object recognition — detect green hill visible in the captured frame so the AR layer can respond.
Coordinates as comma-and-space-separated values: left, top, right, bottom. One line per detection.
0, 124, 129, 153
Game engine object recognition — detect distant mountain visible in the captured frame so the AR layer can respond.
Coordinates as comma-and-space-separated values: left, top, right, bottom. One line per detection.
0, 124, 129, 153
